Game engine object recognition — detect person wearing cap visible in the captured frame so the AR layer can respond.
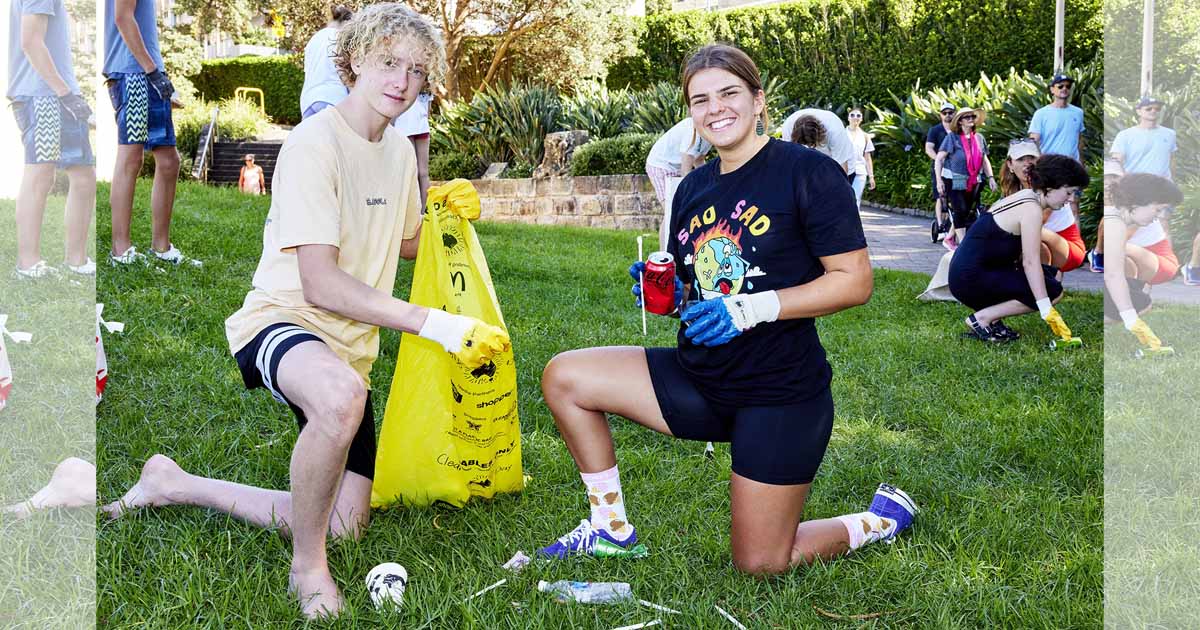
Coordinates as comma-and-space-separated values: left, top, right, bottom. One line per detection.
1028, 73, 1085, 220
1092, 96, 1181, 277
1102, 173, 1182, 352
781, 107, 855, 175
935, 107, 996, 247
925, 102, 956, 236
1000, 140, 1087, 272
238, 153, 265, 195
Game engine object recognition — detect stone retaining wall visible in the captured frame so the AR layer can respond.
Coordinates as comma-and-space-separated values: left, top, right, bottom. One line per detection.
461, 175, 663, 231
446, 176, 926, 231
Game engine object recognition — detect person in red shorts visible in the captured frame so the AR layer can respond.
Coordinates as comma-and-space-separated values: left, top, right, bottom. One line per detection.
999, 139, 1086, 272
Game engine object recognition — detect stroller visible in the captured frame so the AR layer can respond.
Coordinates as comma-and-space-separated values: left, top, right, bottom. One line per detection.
930, 197, 985, 243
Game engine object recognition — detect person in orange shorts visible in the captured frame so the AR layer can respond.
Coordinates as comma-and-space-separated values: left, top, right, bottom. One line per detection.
998, 139, 1085, 272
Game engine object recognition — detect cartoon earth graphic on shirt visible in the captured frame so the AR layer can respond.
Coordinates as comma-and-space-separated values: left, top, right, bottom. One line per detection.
691, 220, 751, 299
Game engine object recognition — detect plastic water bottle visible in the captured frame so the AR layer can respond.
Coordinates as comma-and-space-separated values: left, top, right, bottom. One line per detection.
537, 580, 633, 604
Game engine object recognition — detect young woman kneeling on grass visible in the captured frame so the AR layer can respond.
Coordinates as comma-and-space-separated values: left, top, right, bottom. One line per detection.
948, 154, 1089, 343
537, 43, 915, 576
1101, 173, 1183, 353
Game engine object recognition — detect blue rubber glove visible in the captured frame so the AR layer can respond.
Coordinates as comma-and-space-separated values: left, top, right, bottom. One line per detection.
680, 292, 782, 347
680, 298, 742, 346
629, 261, 683, 313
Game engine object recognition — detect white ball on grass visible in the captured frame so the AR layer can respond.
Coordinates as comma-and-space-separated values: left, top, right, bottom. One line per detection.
365, 562, 408, 609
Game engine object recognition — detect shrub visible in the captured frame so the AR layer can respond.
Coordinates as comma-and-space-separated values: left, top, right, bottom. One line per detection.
631, 82, 686, 135
501, 162, 534, 179
190, 56, 305, 125
606, 0, 1101, 112
570, 133, 657, 176
430, 151, 485, 181
564, 83, 633, 140
432, 83, 565, 168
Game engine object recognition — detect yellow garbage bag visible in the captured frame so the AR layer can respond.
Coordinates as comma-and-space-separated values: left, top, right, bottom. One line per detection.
371, 180, 523, 508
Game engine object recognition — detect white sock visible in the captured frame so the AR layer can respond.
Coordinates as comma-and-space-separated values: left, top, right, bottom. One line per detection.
580, 465, 633, 540
836, 512, 897, 553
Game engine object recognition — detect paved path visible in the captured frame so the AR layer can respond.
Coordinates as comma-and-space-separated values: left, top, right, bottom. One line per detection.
860, 207, 1198, 305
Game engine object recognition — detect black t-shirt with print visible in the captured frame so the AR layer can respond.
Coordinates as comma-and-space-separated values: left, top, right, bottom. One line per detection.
667, 138, 867, 407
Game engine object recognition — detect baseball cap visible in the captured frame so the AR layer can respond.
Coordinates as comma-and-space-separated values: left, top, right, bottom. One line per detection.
939, 101, 955, 113
1136, 96, 1164, 108
1007, 139, 1040, 160
1049, 73, 1073, 87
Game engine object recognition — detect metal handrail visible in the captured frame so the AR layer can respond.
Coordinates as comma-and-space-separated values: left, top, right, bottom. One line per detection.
192, 106, 220, 181
234, 87, 266, 116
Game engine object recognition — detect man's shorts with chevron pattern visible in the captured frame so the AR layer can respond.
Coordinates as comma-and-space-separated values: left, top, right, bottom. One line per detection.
106, 72, 175, 148
10, 97, 95, 167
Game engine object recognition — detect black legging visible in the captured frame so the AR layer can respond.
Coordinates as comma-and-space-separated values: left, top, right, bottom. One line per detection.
942, 177, 982, 230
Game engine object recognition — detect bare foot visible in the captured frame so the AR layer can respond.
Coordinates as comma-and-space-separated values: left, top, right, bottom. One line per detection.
289, 569, 344, 619
3, 457, 97, 519
101, 454, 185, 519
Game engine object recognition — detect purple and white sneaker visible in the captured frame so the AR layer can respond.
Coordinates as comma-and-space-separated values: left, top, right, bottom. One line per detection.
867, 483, 917, 542
538, 519, 639, 559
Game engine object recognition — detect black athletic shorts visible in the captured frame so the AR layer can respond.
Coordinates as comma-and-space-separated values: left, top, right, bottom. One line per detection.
234, 323, 377, 480
644, 348, 834, 485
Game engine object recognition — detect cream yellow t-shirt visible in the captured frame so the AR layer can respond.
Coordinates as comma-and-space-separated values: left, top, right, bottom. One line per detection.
225, 106, 422, 384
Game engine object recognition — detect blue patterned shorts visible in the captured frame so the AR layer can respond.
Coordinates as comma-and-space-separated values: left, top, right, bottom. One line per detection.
10, 96, 95, 167
106, 72, 175, 148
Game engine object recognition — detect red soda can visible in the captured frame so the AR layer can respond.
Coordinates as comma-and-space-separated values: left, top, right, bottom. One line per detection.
643, 252, 677, 316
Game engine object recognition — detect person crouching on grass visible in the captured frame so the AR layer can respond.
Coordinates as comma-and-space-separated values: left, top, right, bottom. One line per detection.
537, 43, 916, 576
102, 5, 509, 619
999, 139, 1087, 273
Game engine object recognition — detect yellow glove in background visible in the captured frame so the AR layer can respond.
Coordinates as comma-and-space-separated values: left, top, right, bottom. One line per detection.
1128, 318, 1163, 350
1044, 307, 1074, 340
427, 179, 481, 220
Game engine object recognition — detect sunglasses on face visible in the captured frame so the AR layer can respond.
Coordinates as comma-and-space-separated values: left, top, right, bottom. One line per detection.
941, 110, 954, 116
1055, 84, 1072, 90
1142, 106, 1162, 112
961, 115, 976, 121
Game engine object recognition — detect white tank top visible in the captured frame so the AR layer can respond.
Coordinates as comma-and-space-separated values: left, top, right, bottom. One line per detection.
1043, 204, 1076, 232
1127, 220, 1166, 247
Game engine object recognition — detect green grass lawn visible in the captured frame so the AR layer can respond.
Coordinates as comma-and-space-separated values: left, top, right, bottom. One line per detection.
0, 194, 96, 629
97, 181, 1104, 629
1103, 304, 1200, 628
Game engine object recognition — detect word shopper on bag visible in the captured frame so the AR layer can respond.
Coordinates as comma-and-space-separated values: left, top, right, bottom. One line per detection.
0, 315, 34, 412
372, 180, 522, 508
96, 304, 125, 404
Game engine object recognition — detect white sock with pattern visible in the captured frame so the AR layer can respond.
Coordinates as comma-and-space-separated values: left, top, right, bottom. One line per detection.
580, 465, 633, 541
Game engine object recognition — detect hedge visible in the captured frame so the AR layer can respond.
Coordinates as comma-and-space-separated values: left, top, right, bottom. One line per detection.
606, 0, 1102, 111
190, 56, 305, 125
570, 133, 657, 177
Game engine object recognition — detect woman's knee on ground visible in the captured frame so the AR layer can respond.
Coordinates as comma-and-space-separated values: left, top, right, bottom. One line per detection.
732, 546, 793, 577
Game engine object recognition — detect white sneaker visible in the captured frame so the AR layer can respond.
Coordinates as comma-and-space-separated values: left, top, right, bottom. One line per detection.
15, 260, 59, 279
66, 258, 96, 276
110, 246, 147, 266
152, 244, 202, 267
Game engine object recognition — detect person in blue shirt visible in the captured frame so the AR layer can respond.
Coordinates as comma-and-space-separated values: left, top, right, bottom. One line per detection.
1028, 73, 1086, 221
8, 0, 96, 278
537, 44, 916, 576
104, 0, 197, 266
